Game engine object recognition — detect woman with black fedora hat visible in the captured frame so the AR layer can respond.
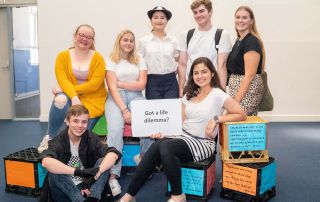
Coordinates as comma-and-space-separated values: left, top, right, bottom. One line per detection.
134, 6, 180, 165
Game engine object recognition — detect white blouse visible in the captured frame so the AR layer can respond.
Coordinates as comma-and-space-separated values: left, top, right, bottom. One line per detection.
138, 33, 179, 75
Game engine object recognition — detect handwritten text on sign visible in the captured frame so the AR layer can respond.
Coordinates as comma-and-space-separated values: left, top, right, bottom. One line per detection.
228, 123, 266, 152
223, 163, 257, 196
168, 168, 204, 196
131, 99, 182, 137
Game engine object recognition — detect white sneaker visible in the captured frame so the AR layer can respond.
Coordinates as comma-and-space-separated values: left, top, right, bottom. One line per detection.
38, 135, 51, 153
109, 178, 121, 196
133, 154, 141, 166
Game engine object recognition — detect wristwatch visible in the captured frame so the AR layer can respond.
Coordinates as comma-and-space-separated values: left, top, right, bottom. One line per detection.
213, 115, 219, 123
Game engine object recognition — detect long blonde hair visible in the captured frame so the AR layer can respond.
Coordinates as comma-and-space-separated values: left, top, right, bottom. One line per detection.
235, 6, 266, 69
73, 24, 95, 50
109, 29, 139, 65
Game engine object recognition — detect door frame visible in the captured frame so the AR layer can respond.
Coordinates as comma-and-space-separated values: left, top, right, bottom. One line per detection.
0, 5, 39, 120
0, 7, 14, 119
12, 6, 39, 120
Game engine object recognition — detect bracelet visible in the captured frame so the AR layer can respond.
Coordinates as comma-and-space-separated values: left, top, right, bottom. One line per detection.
121, 108, 129, 114
213, 115, 219, 123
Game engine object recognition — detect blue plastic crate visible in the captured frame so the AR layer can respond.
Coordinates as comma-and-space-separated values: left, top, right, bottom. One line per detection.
122, 139, 140, 167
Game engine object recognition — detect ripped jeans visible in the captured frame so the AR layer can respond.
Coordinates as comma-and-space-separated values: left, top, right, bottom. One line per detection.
46, 93, 99, 138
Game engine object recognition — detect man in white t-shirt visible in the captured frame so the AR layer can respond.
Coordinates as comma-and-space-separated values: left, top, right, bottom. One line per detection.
177, 0, 232, 96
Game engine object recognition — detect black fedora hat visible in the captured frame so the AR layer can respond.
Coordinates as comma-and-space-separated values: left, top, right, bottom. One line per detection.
147, 6, 172, 20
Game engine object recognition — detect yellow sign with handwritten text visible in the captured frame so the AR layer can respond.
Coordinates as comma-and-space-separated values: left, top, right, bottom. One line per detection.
223, 163, 257, 196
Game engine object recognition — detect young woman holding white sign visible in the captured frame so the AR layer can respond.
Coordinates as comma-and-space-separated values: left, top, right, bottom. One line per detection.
105, 29, 147, 196
119, 57, 246, 202
134, 6, 180, 166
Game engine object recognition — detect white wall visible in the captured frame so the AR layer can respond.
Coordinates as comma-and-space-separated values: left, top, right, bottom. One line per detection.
38, 0, 320, 122
12, 7, 30, 48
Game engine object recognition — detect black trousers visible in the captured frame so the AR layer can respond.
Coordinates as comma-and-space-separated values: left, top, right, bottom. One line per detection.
146, 72, 179, 99
127, 138, 194, 196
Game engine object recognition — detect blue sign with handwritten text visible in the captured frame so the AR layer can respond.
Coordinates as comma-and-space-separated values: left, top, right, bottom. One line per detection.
168, 167, 205, 196
228, 123, 267, 151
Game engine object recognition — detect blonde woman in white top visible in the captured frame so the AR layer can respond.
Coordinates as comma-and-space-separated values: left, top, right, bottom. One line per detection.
105, 29, 147, 196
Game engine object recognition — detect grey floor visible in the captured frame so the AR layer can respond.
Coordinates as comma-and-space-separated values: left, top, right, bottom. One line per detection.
14, 95, 40, 119
0, 121, 319, 202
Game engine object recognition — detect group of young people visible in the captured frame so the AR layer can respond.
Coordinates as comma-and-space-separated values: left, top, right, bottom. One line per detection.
39, 0, 266, 201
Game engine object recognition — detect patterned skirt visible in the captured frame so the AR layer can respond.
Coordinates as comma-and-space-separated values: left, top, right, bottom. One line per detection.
228, 74, 264, 116
170, 133, 216, 162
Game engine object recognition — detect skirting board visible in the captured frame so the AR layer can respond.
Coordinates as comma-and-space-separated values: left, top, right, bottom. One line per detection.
259, 115, 320, 122
40, 115, 320, 122
40, 115, 48, 122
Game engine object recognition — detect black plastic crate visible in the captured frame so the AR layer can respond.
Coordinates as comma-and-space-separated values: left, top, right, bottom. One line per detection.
167, 155, 216, 201
221, 157, 276, 202
4, 147, 47, 196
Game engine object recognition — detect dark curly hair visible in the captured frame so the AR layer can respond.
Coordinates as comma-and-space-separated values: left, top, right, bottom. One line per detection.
183, 57, 222, 100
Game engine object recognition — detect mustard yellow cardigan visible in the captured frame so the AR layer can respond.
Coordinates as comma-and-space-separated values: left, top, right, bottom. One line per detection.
55, 50, 107, 118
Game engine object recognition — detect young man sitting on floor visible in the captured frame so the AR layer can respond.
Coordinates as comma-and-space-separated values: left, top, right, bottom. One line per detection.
41, 105, 121, 202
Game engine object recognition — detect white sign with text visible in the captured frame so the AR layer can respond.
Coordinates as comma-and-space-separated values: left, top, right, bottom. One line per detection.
131, 99, 182, 137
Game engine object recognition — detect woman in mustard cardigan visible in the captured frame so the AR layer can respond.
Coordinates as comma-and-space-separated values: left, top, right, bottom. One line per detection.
38, 24, 107, 152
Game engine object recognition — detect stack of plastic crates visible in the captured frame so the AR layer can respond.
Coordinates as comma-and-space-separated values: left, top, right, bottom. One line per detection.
219, 116, 276, 202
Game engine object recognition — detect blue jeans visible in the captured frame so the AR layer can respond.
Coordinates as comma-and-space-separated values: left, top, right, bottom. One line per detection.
46, 93, 99, 137
105, 90, 153, 177
48, 158, 109, 202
